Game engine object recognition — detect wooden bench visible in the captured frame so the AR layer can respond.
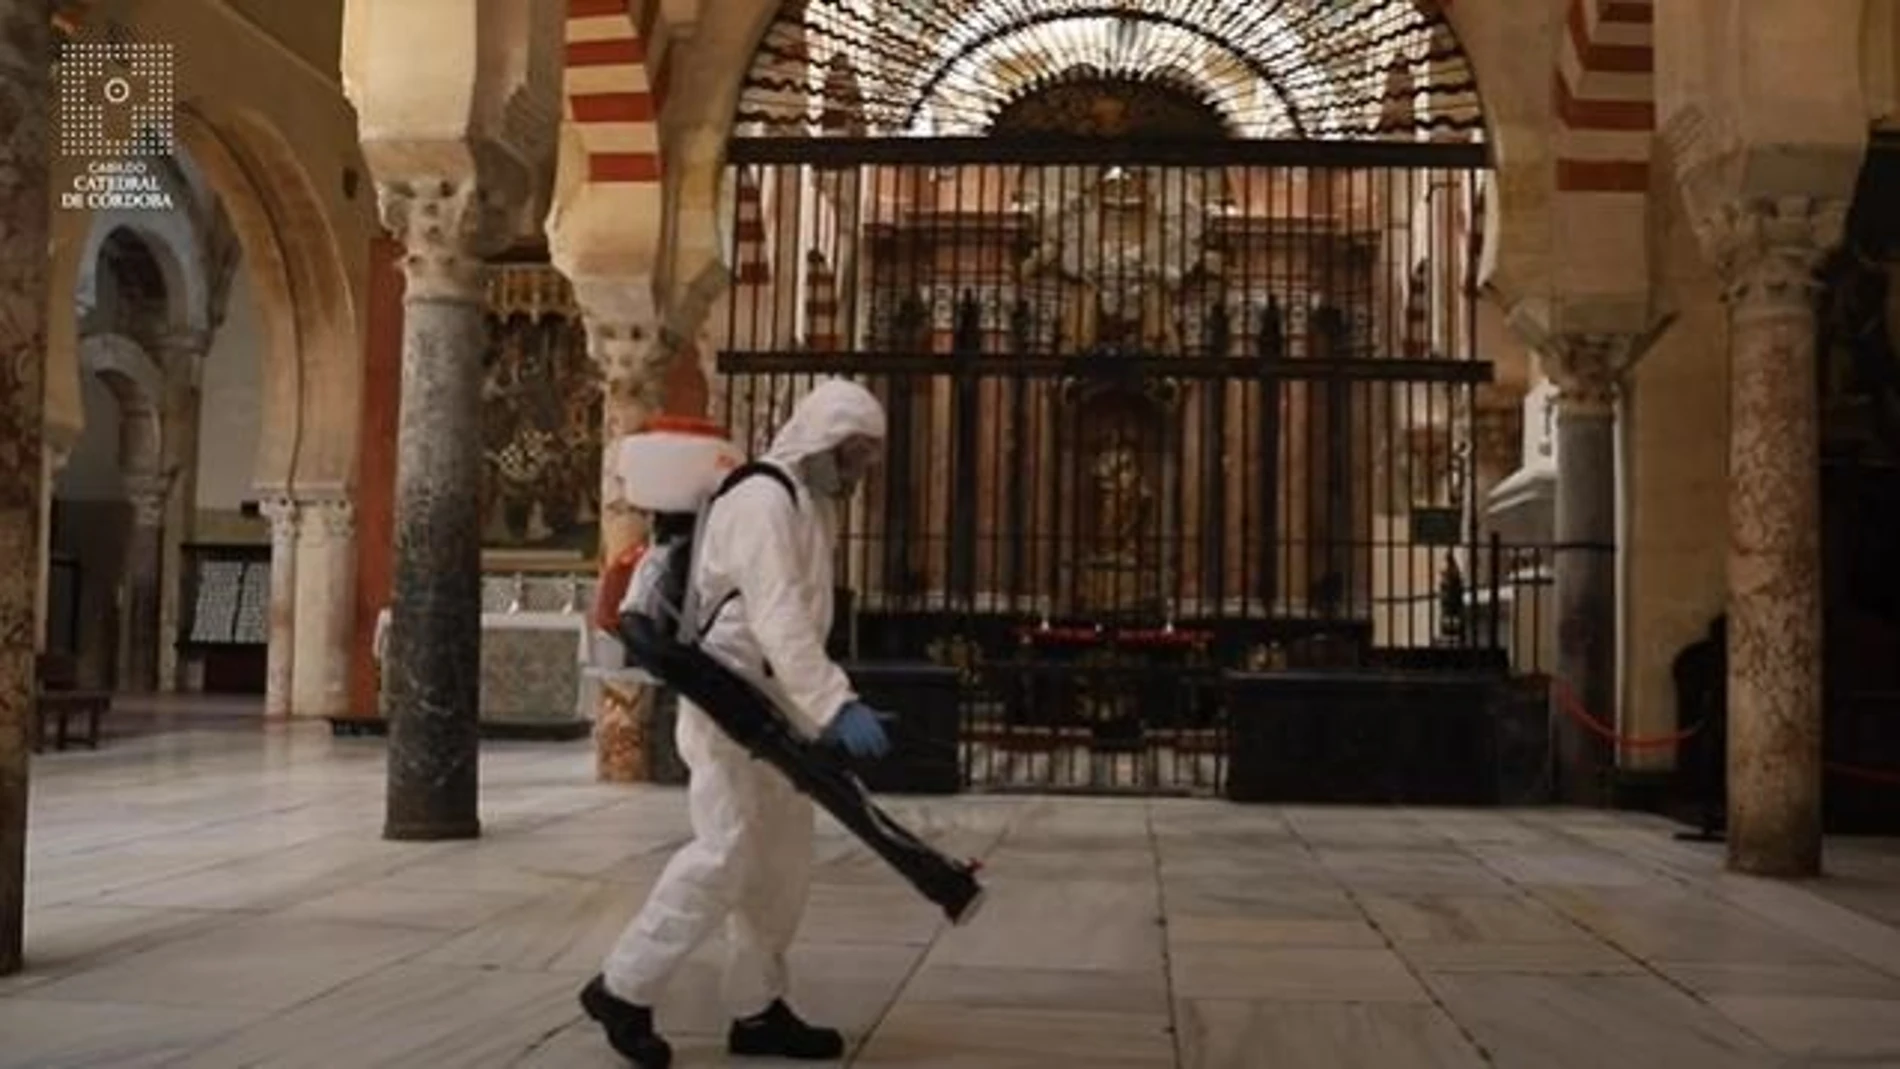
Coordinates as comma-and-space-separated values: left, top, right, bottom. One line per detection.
34, 654, 112, 752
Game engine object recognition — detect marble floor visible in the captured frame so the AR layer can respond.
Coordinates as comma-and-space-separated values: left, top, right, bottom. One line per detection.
5, 720, 1900, 1067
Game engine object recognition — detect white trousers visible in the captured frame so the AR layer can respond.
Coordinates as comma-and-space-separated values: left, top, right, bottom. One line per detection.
602, 701, 816, 1016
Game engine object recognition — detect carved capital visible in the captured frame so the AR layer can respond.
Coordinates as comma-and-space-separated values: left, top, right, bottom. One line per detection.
150, 327, 212, 390
1542, 335, 1627, 416
295, 497, 355, 543
122, 472, 170, 528
585, 314, 674, 412
1701, 196, 1847, 311
259, 496, 300, 546
376, 175, 515, 301
1534, 312, 1672, 419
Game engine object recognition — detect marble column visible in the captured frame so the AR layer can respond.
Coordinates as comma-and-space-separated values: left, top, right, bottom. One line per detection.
291, 497, 356, 721
584, 307, 668, 783
1545, 338, 1625, 806
377, 179, 504, 841
152, 330, 209, 691
259, 496, 299, 720
1707, 197, 1842, 877
119, 472, 170, 692
0, 0, 53, 978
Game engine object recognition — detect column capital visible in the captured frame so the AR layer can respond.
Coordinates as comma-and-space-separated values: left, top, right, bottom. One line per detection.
122, 472, 171, 528
583, 313, 675, 410
259, 495, 300, 540
1503, 300, 1674, 418
148, 326, 212, 357
1542, 335, 1628, 417
294, 497, 355, 542
375, 175, 517, 302
1700, 195, 1848, 310
148, 327, 213, 388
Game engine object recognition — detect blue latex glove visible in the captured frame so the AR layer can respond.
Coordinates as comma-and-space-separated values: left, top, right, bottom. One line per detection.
824, 700, 892, 759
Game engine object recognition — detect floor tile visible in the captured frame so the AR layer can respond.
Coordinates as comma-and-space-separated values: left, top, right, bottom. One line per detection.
900, 963, 1169, 1015
853, 1003, 1177, 1068
1169, 944, 1429, 1003
1167, 913, 1386, 949
169, 964, 586, 1068
924, 878, 1163, 972
0, 998, 260, 1069
1358, 892, 1588, 944
1423, 972, 1781, 1068
1707, 995, 1900, 1061
26, 915, 447, 1011
1178, 999, 1487, 1069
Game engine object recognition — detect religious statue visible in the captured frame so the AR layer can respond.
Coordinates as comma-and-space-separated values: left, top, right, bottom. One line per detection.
1092, 438, 1149, 556
1009, 296, 1036, 355
891, 289, 929, 351
953, 289, 984, 356
1405, 261, 1431, 358
1255, 296, 1284, 360
1310, 302, 1349, 359
1203, 299, 1231, 358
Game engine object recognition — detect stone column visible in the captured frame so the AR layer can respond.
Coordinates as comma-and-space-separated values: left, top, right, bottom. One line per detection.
291, 497, 356, 721
119, 472, 170, 692
348, 0, 558, 837
1543, 336, 1643, 806
259, 496, 299, 720
376, 178, 510, 841
1706, 197, 1842, 877
0, 0, 53, 978
152, 329, 209, 691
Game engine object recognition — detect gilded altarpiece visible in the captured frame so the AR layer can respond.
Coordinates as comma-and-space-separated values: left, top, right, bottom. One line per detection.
480, 265, 601, 565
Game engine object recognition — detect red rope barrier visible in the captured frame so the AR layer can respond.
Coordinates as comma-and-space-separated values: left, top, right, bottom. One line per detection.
1549, 677, 1702, 751
1548, 678, 1900, 787
1825, 761, 1900, 787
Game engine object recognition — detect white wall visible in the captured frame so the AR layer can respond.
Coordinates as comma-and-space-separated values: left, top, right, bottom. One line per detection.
56, 374, 126, 501
195, 269, 266, 512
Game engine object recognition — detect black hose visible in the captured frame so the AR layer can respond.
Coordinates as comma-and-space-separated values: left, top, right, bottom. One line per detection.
620, 613, 986, 925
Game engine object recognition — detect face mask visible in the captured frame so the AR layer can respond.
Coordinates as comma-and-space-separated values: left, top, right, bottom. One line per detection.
803, 450, 858, 499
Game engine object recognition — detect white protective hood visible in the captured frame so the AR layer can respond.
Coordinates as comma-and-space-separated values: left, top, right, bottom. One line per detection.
761, 379, 887, 470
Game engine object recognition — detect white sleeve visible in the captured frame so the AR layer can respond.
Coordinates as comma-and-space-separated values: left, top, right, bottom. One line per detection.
722, 488, 855, 736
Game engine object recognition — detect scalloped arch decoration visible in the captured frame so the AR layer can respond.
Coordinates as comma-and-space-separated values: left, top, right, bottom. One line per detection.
736, 0, 1485, 140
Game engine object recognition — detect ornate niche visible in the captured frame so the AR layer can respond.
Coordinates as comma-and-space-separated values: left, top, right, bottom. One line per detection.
1002, 76, 1229, 357
1058, 377, 1183, 618
990, 75, 1232, 141
480, 263, 601, 563
1017, 164, 1215, 356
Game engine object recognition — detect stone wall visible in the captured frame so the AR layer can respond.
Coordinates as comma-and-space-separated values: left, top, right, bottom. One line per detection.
1617, 171, 1731, 769
192, 270, 265, 516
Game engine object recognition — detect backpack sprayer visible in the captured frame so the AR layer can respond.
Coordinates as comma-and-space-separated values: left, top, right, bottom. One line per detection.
611, 419, 985, 927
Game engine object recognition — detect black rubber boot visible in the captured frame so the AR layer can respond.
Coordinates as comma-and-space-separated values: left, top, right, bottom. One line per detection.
727, 999, 846, 1060
580, 974, 673, 1068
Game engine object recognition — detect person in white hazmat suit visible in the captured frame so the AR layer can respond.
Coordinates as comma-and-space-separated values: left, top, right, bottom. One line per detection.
582, 380, 894, 1067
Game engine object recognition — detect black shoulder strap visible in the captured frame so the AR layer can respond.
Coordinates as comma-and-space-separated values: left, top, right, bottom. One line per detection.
692, 460, 799, 640
709, 461, 798, 508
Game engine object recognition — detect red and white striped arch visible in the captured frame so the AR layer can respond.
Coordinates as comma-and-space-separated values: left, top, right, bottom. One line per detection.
1554, 0, 1655, 193
563, 0, 667, 184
